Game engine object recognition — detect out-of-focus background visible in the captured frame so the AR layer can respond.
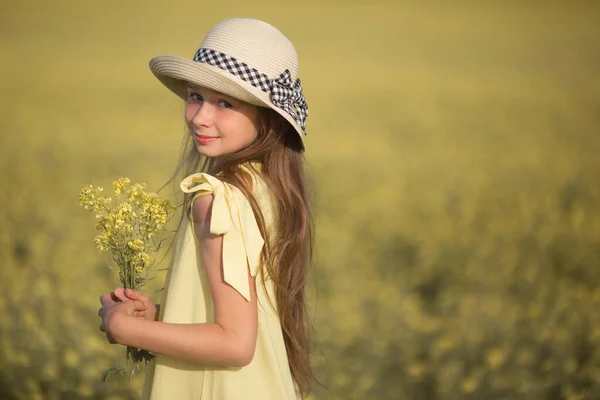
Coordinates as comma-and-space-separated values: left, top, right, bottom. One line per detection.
2, 1, 600, 399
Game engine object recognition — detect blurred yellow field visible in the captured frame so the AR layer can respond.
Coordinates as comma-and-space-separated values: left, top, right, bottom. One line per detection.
1, 1, 600, 399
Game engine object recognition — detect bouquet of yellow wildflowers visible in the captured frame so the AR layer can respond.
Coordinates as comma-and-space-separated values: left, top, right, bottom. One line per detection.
79, 178, 175, 380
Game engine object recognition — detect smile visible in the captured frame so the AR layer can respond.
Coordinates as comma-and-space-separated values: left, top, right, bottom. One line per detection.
195, 134, 219, 145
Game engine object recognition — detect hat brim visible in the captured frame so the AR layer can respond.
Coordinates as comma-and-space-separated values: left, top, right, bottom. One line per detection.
149, 55, 305, 150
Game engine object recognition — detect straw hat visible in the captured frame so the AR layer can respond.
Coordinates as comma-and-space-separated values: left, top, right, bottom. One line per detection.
149, 18, 308, 150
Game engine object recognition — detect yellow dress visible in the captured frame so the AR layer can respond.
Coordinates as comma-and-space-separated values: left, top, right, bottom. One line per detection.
141, 164, 300, 400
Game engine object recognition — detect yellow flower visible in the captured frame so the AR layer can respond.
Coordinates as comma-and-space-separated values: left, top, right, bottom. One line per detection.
81, 179, 174, 290
94, 234, 109, 252
79, 185, 111, 213
127, 183, 148, 203
80, 177, 176, 380
133, 252, 151, 273
113, 177, 131, 197
127, 239, 144, 252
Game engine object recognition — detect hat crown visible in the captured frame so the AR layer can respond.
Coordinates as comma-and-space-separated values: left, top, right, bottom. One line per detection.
200, 18, 299, 81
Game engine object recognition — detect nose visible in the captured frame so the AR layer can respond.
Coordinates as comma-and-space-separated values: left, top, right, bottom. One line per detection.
189, 102, 215, 128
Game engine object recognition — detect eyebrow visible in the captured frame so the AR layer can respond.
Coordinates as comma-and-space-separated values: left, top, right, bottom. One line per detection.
186, 85, 237, 102
187, 84, 222, 95
185, 83, 204, 92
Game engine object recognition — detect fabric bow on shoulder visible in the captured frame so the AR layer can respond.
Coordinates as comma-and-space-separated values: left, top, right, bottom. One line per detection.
180, 173, 264, 301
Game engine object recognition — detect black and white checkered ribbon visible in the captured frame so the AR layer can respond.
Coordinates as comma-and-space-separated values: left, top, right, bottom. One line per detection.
193, 48, 308, 133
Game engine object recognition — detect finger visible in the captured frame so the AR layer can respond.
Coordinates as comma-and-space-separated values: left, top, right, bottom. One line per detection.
108, 336, 117, 345
126, 288, 152, 308
131, 299, 146, 311
100, 293, 114, 306
113, 288, 128, 302
97, 307, 103, 317
125, 288, 143, 301
123, 299, 147, 315
99, 323, 105, 332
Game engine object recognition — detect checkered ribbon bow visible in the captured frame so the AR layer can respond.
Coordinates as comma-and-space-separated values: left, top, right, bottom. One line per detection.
268, 70, 308, 133
193, 48, 308, 134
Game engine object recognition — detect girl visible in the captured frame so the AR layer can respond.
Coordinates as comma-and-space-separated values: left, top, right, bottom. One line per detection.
97, 18, 314, 399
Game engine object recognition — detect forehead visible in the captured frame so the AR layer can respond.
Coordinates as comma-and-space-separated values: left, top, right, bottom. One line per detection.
185, 83, 226, 97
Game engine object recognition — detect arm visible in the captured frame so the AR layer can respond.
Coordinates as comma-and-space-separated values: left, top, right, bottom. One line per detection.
108, 193, 259, 366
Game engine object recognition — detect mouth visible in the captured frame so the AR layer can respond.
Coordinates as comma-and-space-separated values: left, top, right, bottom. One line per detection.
195, 134, 219, 144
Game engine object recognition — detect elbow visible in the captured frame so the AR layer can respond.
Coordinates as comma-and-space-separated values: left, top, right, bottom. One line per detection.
233, 342, 256, 367
224, 326, 257, 367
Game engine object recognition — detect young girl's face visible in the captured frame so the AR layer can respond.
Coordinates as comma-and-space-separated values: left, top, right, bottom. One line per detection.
185, 84, 260, 158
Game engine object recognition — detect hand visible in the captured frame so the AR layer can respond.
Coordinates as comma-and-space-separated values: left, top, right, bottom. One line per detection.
98, 290, 145, 344
115, 288, 159, 322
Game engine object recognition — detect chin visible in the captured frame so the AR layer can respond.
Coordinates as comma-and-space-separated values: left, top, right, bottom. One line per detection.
196, 147, 221, 158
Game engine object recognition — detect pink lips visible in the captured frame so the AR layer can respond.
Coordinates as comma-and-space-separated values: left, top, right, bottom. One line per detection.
195, 134, 218, 145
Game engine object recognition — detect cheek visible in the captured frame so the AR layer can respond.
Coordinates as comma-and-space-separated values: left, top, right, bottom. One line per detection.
221, 114, 257, 138
248, 126, 259, 142
241, 112, 260, 142
238, 121, 259, 144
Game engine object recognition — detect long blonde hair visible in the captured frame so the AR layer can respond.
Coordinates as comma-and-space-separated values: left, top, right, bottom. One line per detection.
160, 107, 315, 395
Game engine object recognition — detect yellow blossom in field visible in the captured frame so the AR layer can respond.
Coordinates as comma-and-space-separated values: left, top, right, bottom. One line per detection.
460, 375, 479, 393
484, 348, 506, 369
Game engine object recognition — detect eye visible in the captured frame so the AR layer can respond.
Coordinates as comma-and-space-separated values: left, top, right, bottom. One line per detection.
218, 100, 233, 108
188, 92, 203, 102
